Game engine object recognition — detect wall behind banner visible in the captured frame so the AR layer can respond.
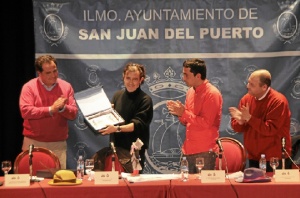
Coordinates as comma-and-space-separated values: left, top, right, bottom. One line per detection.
0, 0, 36, 176
33, 0, 300, 173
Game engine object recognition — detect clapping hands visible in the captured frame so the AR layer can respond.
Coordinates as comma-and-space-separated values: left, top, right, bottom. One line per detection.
166, 100, 185, 117
51, 96, 68, 113
229, 103, 251, 124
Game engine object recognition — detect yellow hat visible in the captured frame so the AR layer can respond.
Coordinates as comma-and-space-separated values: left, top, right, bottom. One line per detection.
48, 170, 82, 186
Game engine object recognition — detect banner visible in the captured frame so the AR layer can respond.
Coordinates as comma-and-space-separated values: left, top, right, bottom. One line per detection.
33, 0, 300, 173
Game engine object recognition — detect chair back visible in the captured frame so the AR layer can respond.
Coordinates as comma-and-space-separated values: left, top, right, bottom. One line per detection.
215, 137, 247, 173
93, 146, 133, 174
292, 135, 300, 169
14, 147, 61, 175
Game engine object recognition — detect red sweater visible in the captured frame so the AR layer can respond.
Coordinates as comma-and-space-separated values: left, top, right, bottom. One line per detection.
19, 78, 78, 142
231, 88, 291, 161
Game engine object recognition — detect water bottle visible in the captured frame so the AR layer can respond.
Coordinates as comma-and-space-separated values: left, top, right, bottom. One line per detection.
259, 154, 266, 175
77, 155, 84, 179
180, 156, 189, 182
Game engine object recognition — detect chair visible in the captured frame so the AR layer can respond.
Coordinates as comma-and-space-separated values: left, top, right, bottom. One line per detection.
215, 137, 247, 173
291, 135, 300, 169
93, 146, 133, 174
14, 147, 61, 175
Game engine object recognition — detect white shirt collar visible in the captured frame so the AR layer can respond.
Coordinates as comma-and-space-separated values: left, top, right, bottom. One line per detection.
39, 78, 57, 91
257, 87, 270, 100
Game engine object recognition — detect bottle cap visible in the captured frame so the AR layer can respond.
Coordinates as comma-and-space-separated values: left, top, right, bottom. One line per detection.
261, 154, 265, 158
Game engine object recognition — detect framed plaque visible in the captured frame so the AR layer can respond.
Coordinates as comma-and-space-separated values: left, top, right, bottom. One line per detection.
75, 86, 124, 131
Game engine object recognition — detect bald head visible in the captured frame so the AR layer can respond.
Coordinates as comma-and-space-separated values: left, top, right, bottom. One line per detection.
250, 69, 271, 87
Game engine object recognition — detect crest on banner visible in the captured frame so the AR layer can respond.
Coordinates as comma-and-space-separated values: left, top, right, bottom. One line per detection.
273, 0, 300, 44
39, 2, 69, 46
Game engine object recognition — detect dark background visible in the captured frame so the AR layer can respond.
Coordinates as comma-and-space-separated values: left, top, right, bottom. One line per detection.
0, 1, 35, 176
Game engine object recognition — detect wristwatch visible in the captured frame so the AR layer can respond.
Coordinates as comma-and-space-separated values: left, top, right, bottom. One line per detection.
116, 125, 121, 133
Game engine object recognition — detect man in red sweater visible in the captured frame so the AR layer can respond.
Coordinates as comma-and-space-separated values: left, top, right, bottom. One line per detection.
229, 69, 292, 171
19, 55, 78, 169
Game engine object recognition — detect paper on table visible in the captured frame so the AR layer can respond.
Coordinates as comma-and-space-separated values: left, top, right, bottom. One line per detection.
31, 176, 45, 181
226, 171, 244, 179
121, 173, 180, 183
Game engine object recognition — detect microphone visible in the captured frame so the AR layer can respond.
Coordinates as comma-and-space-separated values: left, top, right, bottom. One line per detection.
28, 144, 34, 181
216, 139, 224, 152
279, 137, 300, 170
281, 137, 286, 152
29, 144, 34, 156
110, 142, 116, 153
110, 142, 116, 172
281, 137, 286, 169
216, 139, 224, 171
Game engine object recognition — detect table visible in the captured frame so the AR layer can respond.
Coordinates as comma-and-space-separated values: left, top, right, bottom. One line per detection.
0, 176, 170, 198
0, 174, 299, 198
171, 174, 300, 198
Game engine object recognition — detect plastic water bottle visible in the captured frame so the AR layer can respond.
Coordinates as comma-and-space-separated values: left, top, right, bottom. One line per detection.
77, 155, 84, 179
180, 157, 189, 182
259, 154, 267, 175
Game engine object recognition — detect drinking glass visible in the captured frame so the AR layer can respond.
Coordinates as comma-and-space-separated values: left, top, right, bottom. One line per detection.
1, 160, 12, 175
85, 159, 95, 181
269, 157, 279, 178
195, 157, 205, 179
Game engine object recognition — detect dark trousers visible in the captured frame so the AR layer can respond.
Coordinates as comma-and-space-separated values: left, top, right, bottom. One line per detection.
249, 158, 292, 172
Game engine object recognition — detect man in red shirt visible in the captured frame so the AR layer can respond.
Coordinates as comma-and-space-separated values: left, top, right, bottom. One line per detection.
167, 58, 223, 173
229, 69, 292, 171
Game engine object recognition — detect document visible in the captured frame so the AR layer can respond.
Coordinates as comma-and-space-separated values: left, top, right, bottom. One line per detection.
74, 86, 124, 130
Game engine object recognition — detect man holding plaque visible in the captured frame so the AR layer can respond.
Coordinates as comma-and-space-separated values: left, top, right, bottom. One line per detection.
99, 62, 153, 173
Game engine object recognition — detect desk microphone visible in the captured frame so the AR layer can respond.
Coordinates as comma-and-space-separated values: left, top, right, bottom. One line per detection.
110, 142, 116, 153
29, 144, 34, 157
29, 144, 34, 181
280, 137, 300, 170
216, 139, 223, 171
110, 142, 117, 172
281, 137, 286, 169
216, 139, 224, 152
281, 137, 286, 152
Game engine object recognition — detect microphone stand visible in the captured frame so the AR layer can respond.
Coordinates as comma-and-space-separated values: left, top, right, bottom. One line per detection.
282, 148, 285, 170
110, 142, 116, 172
29, 144, 39, 182
281, 137, 286, 170
218, 148, 223, 170
29, 149, 34, 181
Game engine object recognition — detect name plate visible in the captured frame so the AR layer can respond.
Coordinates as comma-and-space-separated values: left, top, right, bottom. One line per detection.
4, 174, 30, 187
201, 170, 225, 183
94, 171, 119, 184
275, 169, 299, 182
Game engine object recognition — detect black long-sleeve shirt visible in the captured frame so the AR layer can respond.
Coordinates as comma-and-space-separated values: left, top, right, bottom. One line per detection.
110, 87, 153, 152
